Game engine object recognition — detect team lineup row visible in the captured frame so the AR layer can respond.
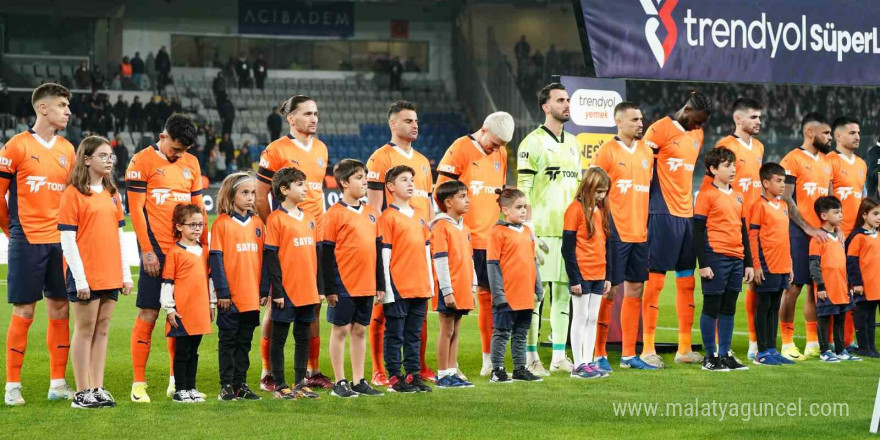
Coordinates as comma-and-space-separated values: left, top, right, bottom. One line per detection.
2, 83, 878, 409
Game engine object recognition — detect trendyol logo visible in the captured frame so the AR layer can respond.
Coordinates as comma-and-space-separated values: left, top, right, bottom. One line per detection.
640, 0, 679, 68
25, 176, 65, 193
616, 179, 650, 194
666, 158, 694, 172
151, 188, 192, 205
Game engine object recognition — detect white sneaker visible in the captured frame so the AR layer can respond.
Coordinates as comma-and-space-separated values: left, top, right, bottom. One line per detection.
549, 357, 574, 373
454, 368, 469, 381
166, 377, 175, 398
640, 353, 666, 369
527, 359, 551, 377
5, 386, 25, 406
172, 389, 192, 403
480, 361, 493, 377
747, 342, 758, 361
189, 389, 206, 402
47, 382, 75, 401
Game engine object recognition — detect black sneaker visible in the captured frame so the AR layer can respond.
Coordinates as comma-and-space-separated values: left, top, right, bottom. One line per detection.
71, 390, 101, 409
512, 367, 543, 382
93, 387, 117, 408
407, 373, 432, 393
235, 383, 261, 400
388, 375, 418, 393
720, 355, 749, 371
701, 356, 730, 372
293, 383, 320, 399
490, 367, 512, 383
351, 379, 384, 396
218, 384, 237, 401
330, 380, 358, 398
172, 390, 193, 403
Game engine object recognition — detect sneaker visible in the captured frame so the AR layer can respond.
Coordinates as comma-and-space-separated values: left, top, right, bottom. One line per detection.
371, 371, 390, 387
803, 344, 822, 358
640, 353, 666, 369
293, 383, 320, 399
93, 387, 117, 408
189, 389, 206, 403
435, 375, 457, 388
837, 349, 863, 362
406, 374, 433, 392
674, 351, 704, 364
571, 363, 601, 379
490, 367, 512, 383
454, 368, 469, 382
235, 383, 261, 400
218, 384, 238, 401
71, 390, 101, 409
130, 383, 150, 403
480, 361, 493, 377
594, 356, 613, 374
419, 368, 437, 383
819, 350, 841, 362
720, 355, 749, 371
512, 367, 543, 382
727, 350, 744, 365
172, 389, 192, 403
588, 361, 610, 377
769, 349, 795, 365
273, 387, 296, 399
351, 379, 384, 396
549, 357, 574, 373
846, 343, 860, 353
5, 386, 25, 406
259, 374, 276, 392
47, 382, 75, 400
166, 377, 175, 398
701, 356, 729, 372
388, 375, 418, 393
330, 380, 358, 398
304, 372, 333, 389
753, 352, 782, 366
781, 345, 805, 361
453, 375, 475, 388
747, 342, 759, 361
527, 359, 551, 377
620, 356, 659, 370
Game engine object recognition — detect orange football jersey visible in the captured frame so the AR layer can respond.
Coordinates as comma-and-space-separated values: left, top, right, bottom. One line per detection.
323, 201, 382, 297
701, 135, 764, 223
592, 136, 653, 242
827, 151, 867, 236
847, 228, 880, 301
562, 202, 607, 281
209, 212, 265, 313
779, 148, 832, 229
163, 244, 212, 336
0, 130, 75, 243
265, 207, 319, 306
487, 222, 537, 311
749, 196, 792, 274
435, 135, 507, 249
430, 216, 475, 310
809, 232, 848, 306
694, 184, 745, 259
380, 204, 432, 299
58, 186, 126, 290
367, 143, 433, 223
644, 117, 704, 218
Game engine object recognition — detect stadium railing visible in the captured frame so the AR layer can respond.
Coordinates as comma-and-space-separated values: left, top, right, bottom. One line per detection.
485, 27, 538, 149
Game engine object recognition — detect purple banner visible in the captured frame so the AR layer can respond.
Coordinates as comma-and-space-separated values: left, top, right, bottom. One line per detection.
577, 0, 880, 85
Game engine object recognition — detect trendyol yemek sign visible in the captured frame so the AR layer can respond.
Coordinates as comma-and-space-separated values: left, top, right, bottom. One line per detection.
576, 0, 880, 85
560, 76, 625, 170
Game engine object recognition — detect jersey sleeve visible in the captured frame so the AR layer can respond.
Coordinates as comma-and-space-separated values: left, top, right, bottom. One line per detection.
516, 135, 541, 204
161, 251, 177, 282
378, 214, 394, 248
643, 121, 669, 151
322, 209, 339, 244
487, 227, 502, 263
264, 215, 280, 249
562, 203, 581, 232
436, 143, 466, 181
693, 189, 712, 219
366, 150, 389, 190
431, 222, 449, 257
847, 235, 863, 286
591, 144, 613, 172
747, 204, 763, 270
780, 153, 800, 184
115, 194, 126, 227
57, 189, 79, 230
0, 141, 22, 178
256, 146, 281, 184
209, 220, 224, 253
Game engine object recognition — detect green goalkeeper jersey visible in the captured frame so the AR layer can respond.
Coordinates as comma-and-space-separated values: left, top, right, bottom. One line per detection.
516, 125, 582, 237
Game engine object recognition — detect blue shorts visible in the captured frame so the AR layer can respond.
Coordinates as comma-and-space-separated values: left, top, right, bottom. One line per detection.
68, 288, 119, 303
327, 295, 373, 326
135, 252, 166, 310
492, 306, 532, 331
7, 241, 67, 304
574, 280, 606, 295
816, 297, 853, 317
755, 272, 790, 293
383, 294, 428, 320
436, 294, 471, 316
271, 303, 318, 324
216, 309, 260, 330
473, 249, 489, 287
789, 224, 811, 286
608, 240, 649, 286
700, 254, 744, 295
648, 214, 696, 273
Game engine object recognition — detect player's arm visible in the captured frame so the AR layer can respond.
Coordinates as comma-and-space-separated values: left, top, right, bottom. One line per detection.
435, 145, 462, 187
0, 142, 20, 235
692, 215, 708, 276
375, 235, 386, 300
208, 229, 232, 311
432, 226, 455, 299
126, 163, 161, 276
486, 231, 507, 307
160, 254, 180, 327
533, 257, 544, 302
846, 237, 863, 294
741, 217, 754, 283
379, 217, 394, 304
748, 220, 764, 284
561, 207, 584, 293
263, 246, 286, 304
516, 137, 539, 221
190, 164, 208, 244
366, 154, 387, 213
255, 150, 277, 222
781, 180, 817, 237
58, 193, 89, 296
808, 253, 827, 299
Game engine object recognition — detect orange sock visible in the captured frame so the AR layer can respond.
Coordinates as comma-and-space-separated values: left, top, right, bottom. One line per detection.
781, 321, 795, 346
6, 315, 33, 383
675, 276, 695, 354
166, 336, 176, 376
805, 321, 818, 345
369, 302, 385, 376
308, 336, 321, 371
594, 298, 614, 358
261, 337, 271, 371
477, 287, 493, 353
130, 317, 154, 383
745, 288, 757, 344
419, 318, 430, 373
844, 311, 854, 347
621, 296, 641, 357
47, 318, 70, 381
642, 272, 665, 354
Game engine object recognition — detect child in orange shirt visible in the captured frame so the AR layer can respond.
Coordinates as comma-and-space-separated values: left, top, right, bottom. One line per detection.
846, 197, 880, 358
488, 188, 544, 383
810, 196, 860, 362
160, 204, 214, 403
562, 167, 612, 379
431, 180, 476, 388
210, 171, 266, 401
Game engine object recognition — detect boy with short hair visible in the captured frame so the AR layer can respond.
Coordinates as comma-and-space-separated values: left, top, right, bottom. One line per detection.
379, 165, 434, 393
809, 196, 861, 362
322, 159, 385, 398
693, 147, 754, 372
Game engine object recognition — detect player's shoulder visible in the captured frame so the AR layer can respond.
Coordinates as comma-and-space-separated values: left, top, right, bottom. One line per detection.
55, 135, 76, 153
179, 152, 201, 169
714, 135, 737, 149
646, 116, 672, 132
366, 144, 392, 166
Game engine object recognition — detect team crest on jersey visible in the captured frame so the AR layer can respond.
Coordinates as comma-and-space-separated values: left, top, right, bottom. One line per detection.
494, 161, 500, 171
824, 166, 831, 174
317, 158, 324, 168
736, 196, 743, 204
183, 169, 192, 180
422, 166, 428, 174
112, 196, 118, 205
255, 228, 262, 238
693, 140, 699, 149
369, 214, 377, 223
641, 159, 649, 169
757, 156, 763, 164
309, 221, 315, 230
59, 156, 67, 167
420, 219, 426, 227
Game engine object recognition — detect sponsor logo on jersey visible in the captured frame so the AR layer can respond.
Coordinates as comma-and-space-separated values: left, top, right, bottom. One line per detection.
738, 177, 761, 193
469, 180, 503, 196
293, 236, 314, 247
802, 182, 829, 198
151, 188, 191, 205
666, 158, 695, 172
836, 186, 855, 200
616, 179, 650, 194
128, 170, 142, 180
437, 164, 456, 174
544, 167, 579, 181
236, 242, 259, 252
25, 176, 65, 193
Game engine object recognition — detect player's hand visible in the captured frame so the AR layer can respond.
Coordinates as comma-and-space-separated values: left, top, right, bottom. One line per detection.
142, 251, 161, 277
273, 298, 284, 309
443, 294, 457, 309
743, 267, 754, 284
76, 287, 90, 301
753, 268, 765, 286
218, 298, 231, 312
167, 310, 180, 329
789, 270, 795, 284
326, 294, 338, 307
122, 281, 133, 296
699, 267, 714, 279
535, 236, 549, 266
603, 281, 611, 295
854, 285, 864, 295
319, 294, 326, 303
210, 307, 215, 322
376, 291, 385, 303
570, 284, 582, 296
806, 226, 831, 243
260, 297, 269, 306
817, 290, 828, 301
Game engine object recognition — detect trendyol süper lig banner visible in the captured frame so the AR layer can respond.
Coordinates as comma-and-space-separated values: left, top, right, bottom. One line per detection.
559, 76, 626, 170
577, 0, 880, 85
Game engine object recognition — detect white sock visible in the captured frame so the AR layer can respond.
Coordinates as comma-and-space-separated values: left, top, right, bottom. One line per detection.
482, 352, 491, 366
569, 294, 588, 367
132, 381, 146, 387
581, 295, 602, 364
805, 341, 820, 349
748, 341, 758, 352
261, 369, 271, 379
551, 349, 566, 363
781, 342, 795, 350
6, 382, 21, 391
526, 350, 539, 364
168, 376, 175, 385
49, 378, 66, 388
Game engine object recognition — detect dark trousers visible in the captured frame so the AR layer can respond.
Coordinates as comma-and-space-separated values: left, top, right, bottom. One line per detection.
270, 320, 309, 389
255, 76, 265, 89
173, 335, 203, 391
699, 291, 739, 357
491, 307, 533, 370
755, 291, 783, 352
818, 312, 845, 354
218, 322, 257, 386
383, 298, 427, 376
854, 300, 879, 352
